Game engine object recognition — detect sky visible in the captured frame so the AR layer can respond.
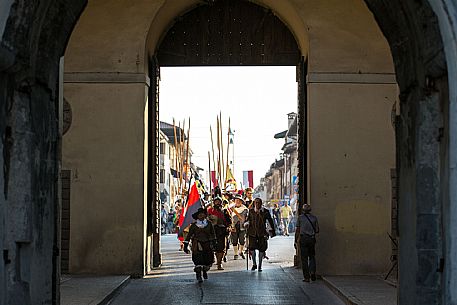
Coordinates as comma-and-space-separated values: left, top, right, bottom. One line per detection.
159, 66, 297, 188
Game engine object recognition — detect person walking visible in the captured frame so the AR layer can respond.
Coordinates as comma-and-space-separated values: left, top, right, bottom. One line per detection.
245, 198, 276, 272
183, 208, 217, 283
207, 196, 231, 270
280, 202, 293, 236
272, 203, 281, 233
230, 194, 249, 260
295, 204, 319, 282
244, 187, 254, 208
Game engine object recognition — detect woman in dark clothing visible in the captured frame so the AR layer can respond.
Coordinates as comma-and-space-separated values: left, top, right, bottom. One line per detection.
183, 208, 217, 282
245, 198, 276, 272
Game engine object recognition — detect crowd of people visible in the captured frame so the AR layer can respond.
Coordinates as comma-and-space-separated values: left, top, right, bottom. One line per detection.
162, 191, 297, 238
167, 187, 319, 284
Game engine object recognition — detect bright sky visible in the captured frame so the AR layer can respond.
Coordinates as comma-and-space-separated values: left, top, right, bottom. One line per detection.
160, 66, 297, 188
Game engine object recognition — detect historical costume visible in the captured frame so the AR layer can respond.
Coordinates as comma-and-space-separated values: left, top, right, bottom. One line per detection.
230, 194, 249, 259
207, 197, 231, 270
184, 208, 217, 282
295, 204, 319, 282
245, 198, 276, 272
244, 187, 254, 208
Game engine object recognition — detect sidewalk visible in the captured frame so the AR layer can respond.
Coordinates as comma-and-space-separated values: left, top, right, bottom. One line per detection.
322, 275, 396, 305
60, 275, 130, 305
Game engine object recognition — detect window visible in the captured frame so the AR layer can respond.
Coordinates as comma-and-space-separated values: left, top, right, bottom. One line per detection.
160, 169, 165, 184
160, 142, 165, 155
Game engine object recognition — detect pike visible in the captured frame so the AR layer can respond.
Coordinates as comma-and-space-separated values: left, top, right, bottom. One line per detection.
219, 112, 225, 189
173, 118, 180, 193
216, 117, 222, 187
180, 119, 186, 195
208, 151, 212, 195
177, 121, 183, 194
184, 118, 191, 194
210, 125, 217, 188
225, 117, 231, 189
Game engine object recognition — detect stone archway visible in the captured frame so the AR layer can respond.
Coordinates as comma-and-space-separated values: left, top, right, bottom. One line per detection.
1, 1, 457, 305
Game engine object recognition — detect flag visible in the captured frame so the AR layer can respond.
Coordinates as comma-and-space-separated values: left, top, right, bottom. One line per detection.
225, 166, 237, 190
243, 170, 254, 188
211, 171, 218, 187
178, 182, 203, 237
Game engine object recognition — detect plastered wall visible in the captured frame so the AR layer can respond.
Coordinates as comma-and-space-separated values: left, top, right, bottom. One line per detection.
63, 83, 147, 274
63, 0, 396, 275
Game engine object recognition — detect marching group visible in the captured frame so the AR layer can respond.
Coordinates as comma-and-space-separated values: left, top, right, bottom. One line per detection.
172, 188, 320, 283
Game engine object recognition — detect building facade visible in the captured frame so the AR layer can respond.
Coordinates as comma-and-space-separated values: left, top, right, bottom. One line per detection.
1, 0, 456, 304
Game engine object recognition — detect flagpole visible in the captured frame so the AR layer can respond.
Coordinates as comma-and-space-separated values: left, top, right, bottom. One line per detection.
184, 118, 191, 195
208, 151, 212, 196
178, 170, 194, 237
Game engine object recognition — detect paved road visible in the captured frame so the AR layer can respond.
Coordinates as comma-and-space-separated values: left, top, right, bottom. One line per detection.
109, 235, 344, 305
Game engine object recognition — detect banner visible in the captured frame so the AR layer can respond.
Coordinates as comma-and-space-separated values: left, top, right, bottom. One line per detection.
178, 182, 203, 237
243, 170, 254, 188
211, 171, 218, 187
225, 166, 237, 191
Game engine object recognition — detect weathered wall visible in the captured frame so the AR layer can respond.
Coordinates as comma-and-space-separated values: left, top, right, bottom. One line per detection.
426, 2, 457, 303
0, 0, 87, 303
365, 0, 448, 304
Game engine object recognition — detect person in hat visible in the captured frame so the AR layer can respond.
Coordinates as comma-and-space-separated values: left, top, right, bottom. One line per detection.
294, 204, 319, 282
183, 208, 217, 283
245, 197, 276, 272
207, 196, 231, 270
230, 194, 249, 260
244, 187, 254, 208
222, 198, 232, 263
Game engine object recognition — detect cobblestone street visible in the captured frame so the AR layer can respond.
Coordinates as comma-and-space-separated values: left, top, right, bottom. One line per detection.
108, 235, 344, 305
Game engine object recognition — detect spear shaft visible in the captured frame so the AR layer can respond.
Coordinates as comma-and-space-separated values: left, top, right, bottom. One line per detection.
184, 118, 191, 194
179, 119, 186, 194
208, 151, 212, 195
173, 119, 180, 195
216, 117, 221, 187
210, 125, 217, 189
220, 112, 225, 189
225, 117, 231, 189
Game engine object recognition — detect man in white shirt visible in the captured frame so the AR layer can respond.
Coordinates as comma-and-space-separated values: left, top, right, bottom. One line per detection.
230, 195, 249, 259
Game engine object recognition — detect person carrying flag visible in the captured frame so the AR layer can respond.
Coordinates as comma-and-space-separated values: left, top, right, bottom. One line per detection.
178, 180, 203, 250
244, 197, 276, 272
208, 196, 231, 270
229, 194, 249, 260
183, 208, 217, 283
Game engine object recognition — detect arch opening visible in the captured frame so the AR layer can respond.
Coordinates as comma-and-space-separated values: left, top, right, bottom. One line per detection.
0, 0, 456, 304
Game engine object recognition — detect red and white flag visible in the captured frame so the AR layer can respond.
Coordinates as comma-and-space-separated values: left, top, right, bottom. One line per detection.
243, 170, 254, 188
